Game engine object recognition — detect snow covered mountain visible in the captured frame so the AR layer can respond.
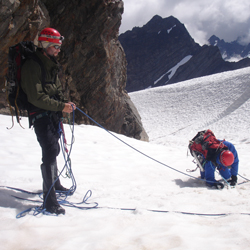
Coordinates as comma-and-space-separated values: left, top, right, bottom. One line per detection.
0, 67, 250, 249
209, 35, 250, 61
119, 15, 250, 92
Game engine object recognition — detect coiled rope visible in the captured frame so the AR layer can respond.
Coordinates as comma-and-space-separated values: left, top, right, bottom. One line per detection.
13, 108, 98, 218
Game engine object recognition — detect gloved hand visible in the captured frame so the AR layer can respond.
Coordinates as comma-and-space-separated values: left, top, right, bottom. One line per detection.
214, 181, 224, 189
228, 175, 237, 186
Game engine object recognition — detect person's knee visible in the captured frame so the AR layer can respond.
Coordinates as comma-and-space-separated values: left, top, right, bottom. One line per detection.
220, 169, 231, 180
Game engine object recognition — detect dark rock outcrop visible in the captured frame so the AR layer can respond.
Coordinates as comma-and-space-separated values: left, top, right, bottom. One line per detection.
0, 0, 50, 105
119, 15, 250, 92
0, 0, 148, 141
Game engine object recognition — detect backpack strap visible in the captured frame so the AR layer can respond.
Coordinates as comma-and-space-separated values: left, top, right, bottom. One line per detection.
25, 52, 47, 128
29, 53, 46, 91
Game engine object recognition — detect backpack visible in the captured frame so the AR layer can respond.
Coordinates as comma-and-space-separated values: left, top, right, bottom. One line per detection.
188, 129, 228, 170
5, 41, 45, 128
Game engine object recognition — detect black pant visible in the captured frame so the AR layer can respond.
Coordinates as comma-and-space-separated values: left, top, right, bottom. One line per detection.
34, 114, 60, 166
33, 113, 62, 209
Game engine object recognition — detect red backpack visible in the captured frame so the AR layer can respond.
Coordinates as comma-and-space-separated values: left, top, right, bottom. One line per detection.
189, 129, 228, 163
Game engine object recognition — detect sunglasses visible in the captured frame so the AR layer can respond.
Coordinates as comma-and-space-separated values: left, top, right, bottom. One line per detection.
54, 45, 61, 49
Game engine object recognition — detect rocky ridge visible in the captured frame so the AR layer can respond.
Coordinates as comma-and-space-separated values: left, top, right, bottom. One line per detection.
0, 0, 148, 141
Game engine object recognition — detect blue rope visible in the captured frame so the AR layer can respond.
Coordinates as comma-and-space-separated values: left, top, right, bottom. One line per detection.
40, 108, 98, 215
94, 206, 250, 216
209, 162, 230, 188
40, 113, 76, 215
8, 185, 250, 218
75, 107, 212, 184
4, 106, 250, 218
12, 188, 97, 218
58, 119, 76, 195
13, 107, 97, 218
76, 107, 250, 187
60, 190, 98, 209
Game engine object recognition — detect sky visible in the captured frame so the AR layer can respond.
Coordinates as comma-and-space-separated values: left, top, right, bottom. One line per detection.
1, 66, 250, 249
120, 0, 250, 45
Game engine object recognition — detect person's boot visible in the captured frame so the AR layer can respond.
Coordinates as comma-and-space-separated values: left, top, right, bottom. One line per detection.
51, 161, 70, 193
41, 164, 65, 215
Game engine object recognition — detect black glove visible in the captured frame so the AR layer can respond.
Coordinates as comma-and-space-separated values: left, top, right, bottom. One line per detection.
214, 181, 224, 189
228, 175, 237, 186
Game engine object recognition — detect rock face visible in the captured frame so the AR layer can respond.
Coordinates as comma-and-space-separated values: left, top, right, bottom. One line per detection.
119, 15, 250, 92
0, 0, 148, 141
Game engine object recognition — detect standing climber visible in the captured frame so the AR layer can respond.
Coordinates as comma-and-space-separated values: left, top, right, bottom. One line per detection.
21, 28, 76, 214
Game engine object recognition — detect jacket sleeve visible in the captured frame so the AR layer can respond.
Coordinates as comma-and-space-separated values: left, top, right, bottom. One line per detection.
224, 141, 239, 176
21, 59, 65, 112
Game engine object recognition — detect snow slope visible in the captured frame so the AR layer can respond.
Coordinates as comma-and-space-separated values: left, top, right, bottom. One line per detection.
0, 67, 250, 250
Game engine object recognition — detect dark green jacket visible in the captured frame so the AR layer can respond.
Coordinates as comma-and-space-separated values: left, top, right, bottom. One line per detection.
21, 49, 66, 112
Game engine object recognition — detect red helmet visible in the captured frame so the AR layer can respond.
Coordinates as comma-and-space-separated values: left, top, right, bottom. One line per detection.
38, 28, 64, 45
220, 150, 234, 166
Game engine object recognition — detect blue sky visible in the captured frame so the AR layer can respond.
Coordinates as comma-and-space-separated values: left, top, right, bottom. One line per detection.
120, 0, 250, 45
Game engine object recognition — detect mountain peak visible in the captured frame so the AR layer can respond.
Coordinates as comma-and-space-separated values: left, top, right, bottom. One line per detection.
119, 16, 250, 92
143, 15, 181, 32
208, 35, 250, 60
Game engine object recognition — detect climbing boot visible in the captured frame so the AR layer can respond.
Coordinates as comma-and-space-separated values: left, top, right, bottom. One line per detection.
51, 161, 70, 193
41, 163, 65, 215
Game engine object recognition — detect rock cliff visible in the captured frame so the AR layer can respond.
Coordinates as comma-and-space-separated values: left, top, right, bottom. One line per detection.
0, 0, 148, 141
